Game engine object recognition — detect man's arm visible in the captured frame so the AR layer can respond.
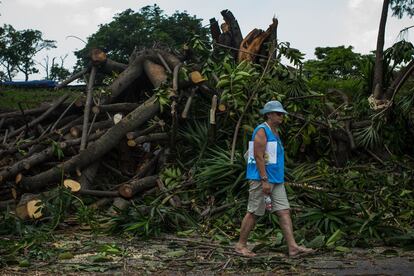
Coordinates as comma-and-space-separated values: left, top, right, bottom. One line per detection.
254, 128, 271, 195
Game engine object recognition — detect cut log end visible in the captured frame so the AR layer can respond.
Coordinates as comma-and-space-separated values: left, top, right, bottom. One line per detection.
16, 199, 43, 220
11, 188, 18, 199
218, 104, 226, 112
15, 173, 23, 184
127, 140, 137, 147
118, 184, 133, 199
63, 179, 81, 192
92, 106, 100, 114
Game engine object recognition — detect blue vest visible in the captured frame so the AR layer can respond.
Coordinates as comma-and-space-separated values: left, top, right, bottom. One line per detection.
246, 123, 285, 184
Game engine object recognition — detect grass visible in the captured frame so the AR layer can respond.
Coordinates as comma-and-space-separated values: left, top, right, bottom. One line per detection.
0, 86, 81, 110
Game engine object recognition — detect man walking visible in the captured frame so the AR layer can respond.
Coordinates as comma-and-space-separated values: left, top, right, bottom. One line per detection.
235, 100, 314, 258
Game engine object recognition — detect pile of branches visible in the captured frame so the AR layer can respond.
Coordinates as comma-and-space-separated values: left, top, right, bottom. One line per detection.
0, 47, 200, 219
0, 9, 276, 221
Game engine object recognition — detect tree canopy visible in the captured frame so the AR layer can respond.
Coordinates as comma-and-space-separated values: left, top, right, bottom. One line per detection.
75, 5, 210, 66
303, 46, 366, 80
0, 24, 55, 81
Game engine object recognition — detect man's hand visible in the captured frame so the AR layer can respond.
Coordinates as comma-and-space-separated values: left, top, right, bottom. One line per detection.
262, 181, 271, 195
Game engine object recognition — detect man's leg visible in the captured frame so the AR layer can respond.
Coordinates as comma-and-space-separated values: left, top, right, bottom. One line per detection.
276, 209, 314, 257
235, 212, 257, 257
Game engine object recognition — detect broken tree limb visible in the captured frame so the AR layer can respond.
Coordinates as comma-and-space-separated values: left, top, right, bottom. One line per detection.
156, 52, 172, 74
181, 88, 197, 119
20, 96, 160, 191
0, 104, 50, 120
5, 93, 70, 140
79, 162, 100, 190
55, 67, 89, 89
238, 18, 278, 62
92, 103, 140, 115
129, 133, 169, 147
118, 175, 158, 198
126, 120, 165, 140
80, 66, 97, 151
0, 144, 65, 183
107, 55, 146, 102
221, 9, 243, 54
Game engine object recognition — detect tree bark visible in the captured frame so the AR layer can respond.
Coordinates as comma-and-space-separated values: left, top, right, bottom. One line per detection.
118, 175, 158, 198
372, 0, 390, 100
80, 66, 97, 150
384, 59, 414, 99
92, 103, 140, 114
5, 93, 70, 139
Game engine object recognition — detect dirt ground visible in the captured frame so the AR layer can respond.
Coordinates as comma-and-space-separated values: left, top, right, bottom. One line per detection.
1, 231, 413, 275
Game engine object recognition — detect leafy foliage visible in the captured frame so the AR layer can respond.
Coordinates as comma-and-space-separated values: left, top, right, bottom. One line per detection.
0, 24, 56, 81
75, 5, 209, 66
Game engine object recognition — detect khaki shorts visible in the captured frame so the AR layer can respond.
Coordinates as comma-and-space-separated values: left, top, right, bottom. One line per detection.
247, 180, 290, 216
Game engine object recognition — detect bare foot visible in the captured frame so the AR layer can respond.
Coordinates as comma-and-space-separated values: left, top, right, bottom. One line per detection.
289, 246, 316, 258
235, 243, 256, 257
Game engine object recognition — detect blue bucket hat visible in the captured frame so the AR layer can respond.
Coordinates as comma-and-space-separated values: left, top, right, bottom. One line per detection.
259, 100, 288, 115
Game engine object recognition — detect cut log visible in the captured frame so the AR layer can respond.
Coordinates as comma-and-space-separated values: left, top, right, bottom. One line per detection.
15, 194, 43, 220
143, 59, 167, 88
70, 126, 81, 138
126, 120, 165, 140
218, 103, 226, 112
130, 133, 169, 147
118, 175, 158, 199
90, 48, 107, 64
81, 66, 97, 151
92, 103, 139, 115
55, 67, 88, 89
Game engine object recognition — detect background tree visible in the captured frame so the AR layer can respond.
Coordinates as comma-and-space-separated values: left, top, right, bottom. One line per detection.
75, 4, 209, 66
372, 0, 414, 100
0, 24, 55, 81
49, 63, 70, 82
304, 46, 365, 80
39, 54, 70, 81
0, 24, 19, 81
14, 29, 56, 81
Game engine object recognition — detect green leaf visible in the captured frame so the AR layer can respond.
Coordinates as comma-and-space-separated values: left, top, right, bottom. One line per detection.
326, 229, 342, 247
165, 249, 186, 258
307, 235, 325, 248
335, 246, 351, 253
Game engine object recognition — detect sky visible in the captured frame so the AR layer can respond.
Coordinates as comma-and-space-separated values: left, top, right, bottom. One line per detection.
1, 0, 413, 80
